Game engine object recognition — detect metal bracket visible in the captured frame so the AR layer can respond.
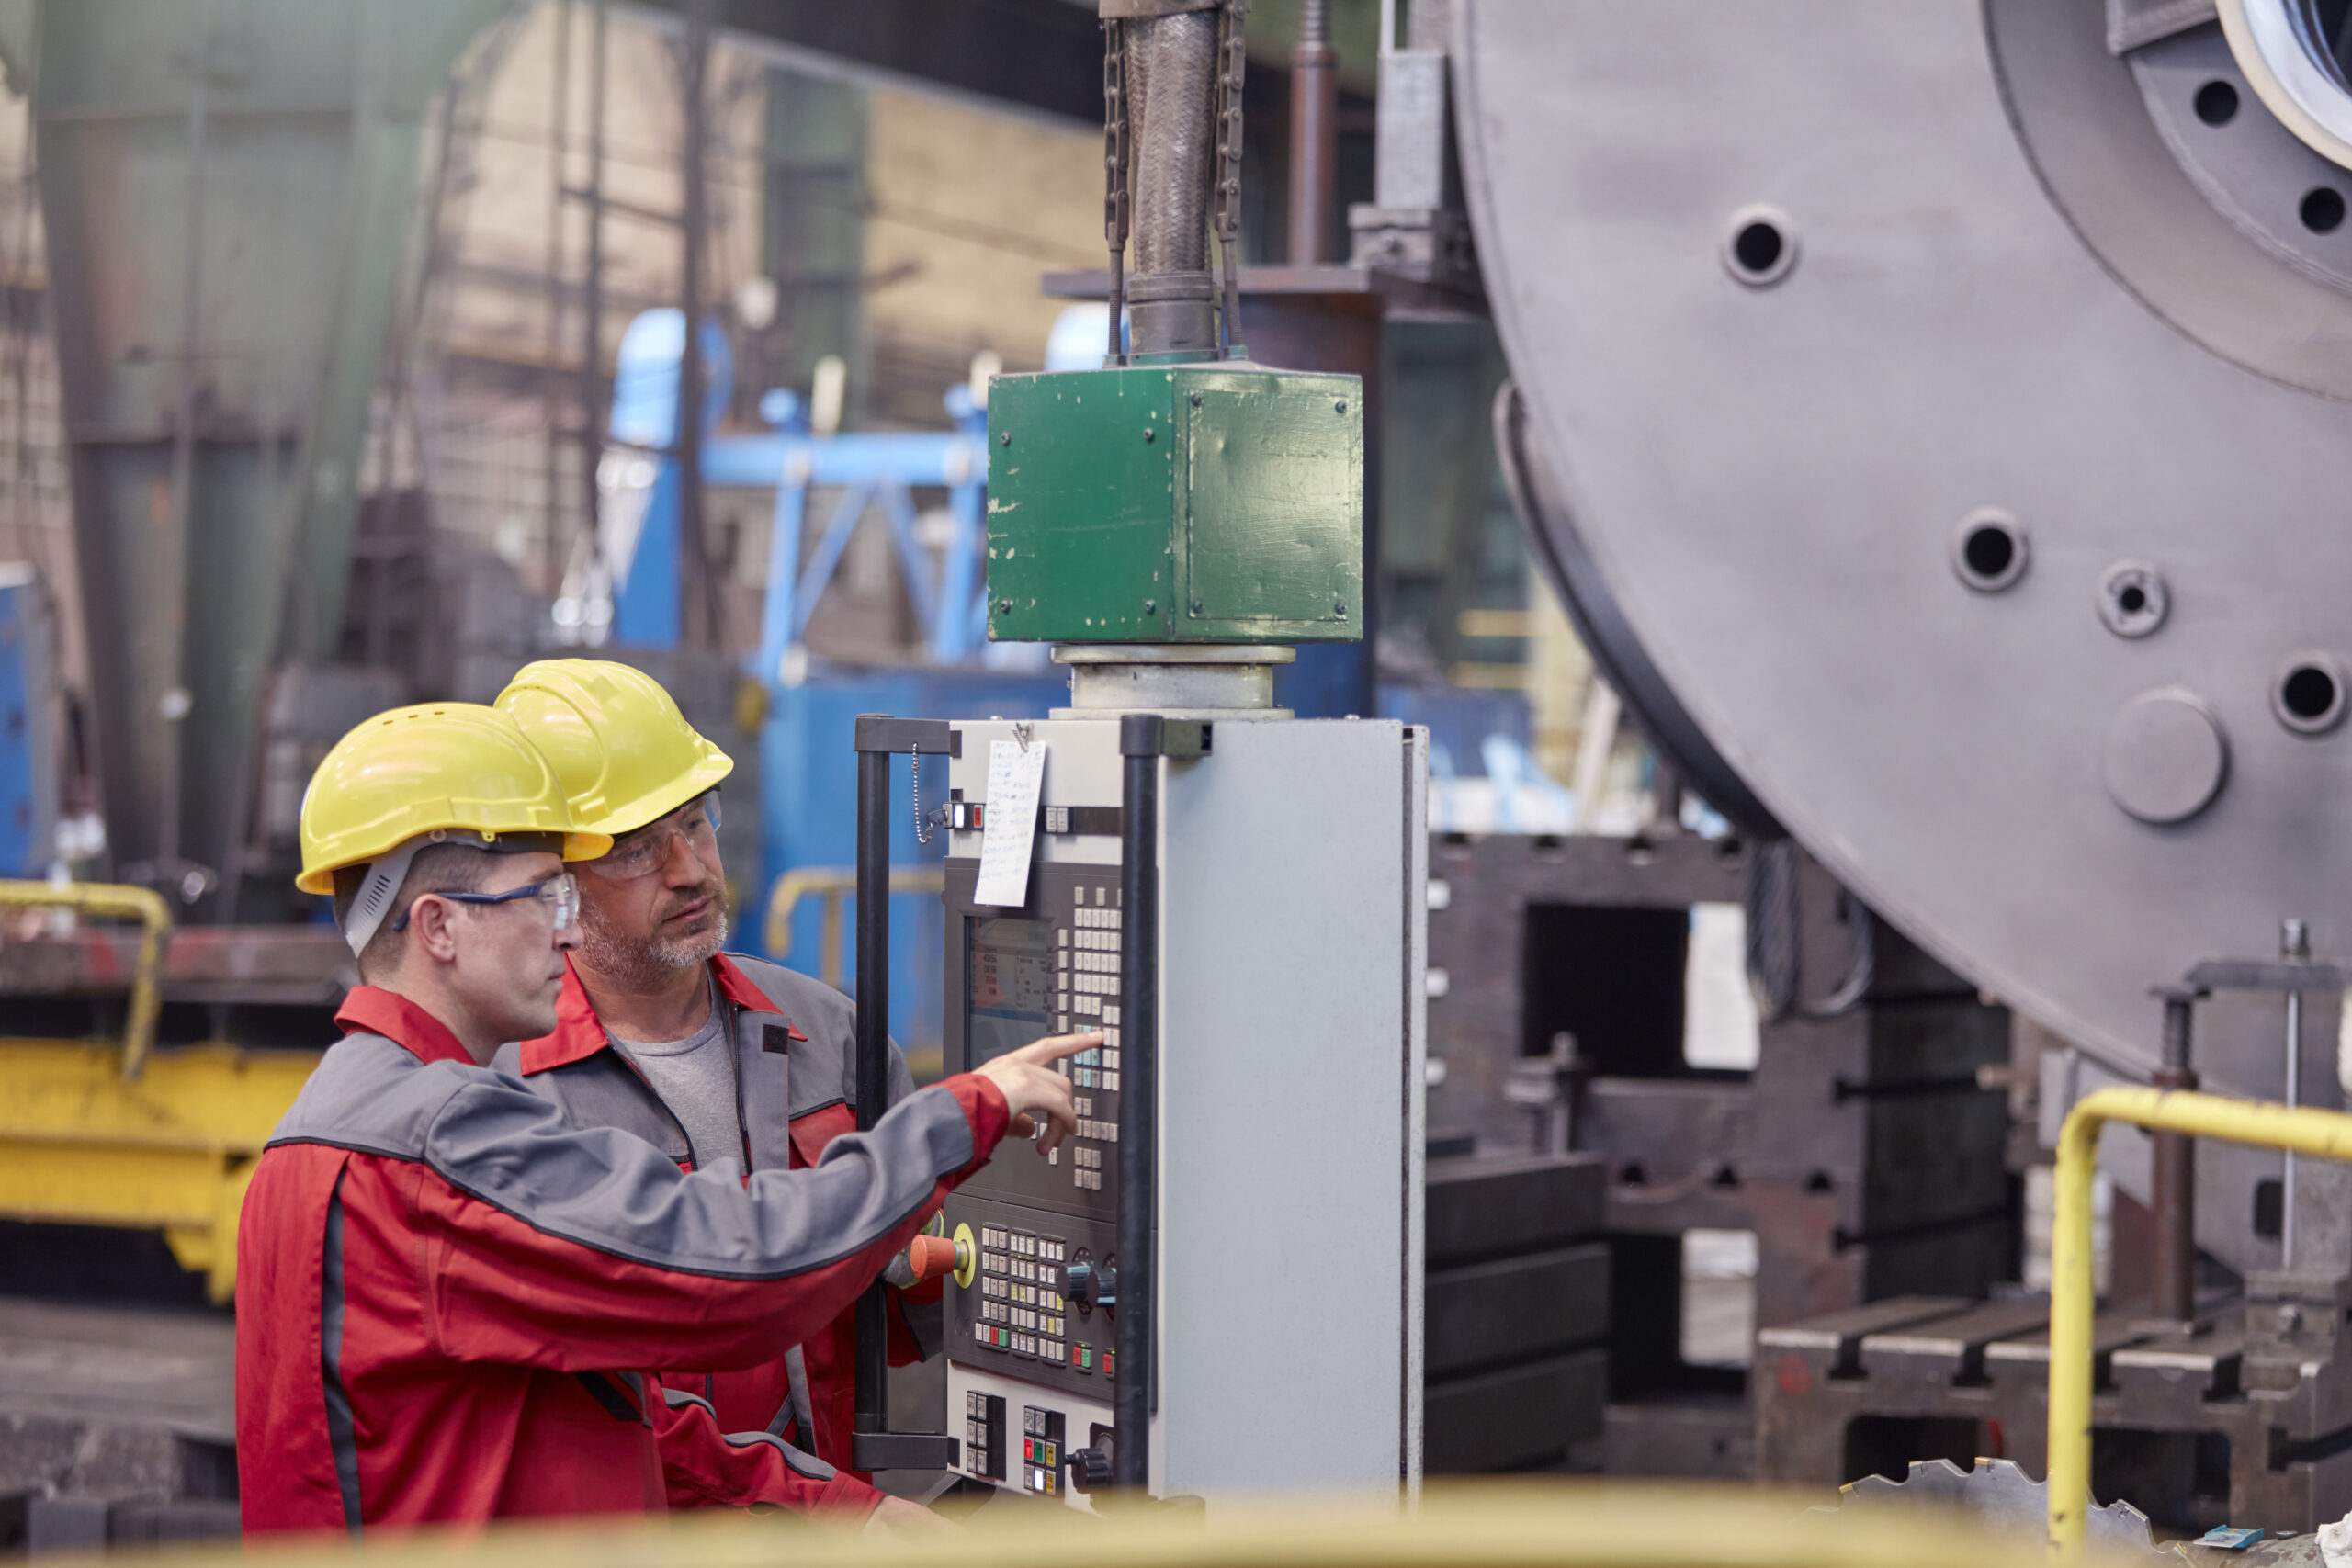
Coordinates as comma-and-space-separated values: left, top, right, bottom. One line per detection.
2182, 957, 2352, 992
1118, 715, 1213, 759
853, 715, 957, 756
850, 1431, 961, 1472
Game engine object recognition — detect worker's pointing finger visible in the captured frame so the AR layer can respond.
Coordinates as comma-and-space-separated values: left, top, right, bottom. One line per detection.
1012, 1030, 1102, 1066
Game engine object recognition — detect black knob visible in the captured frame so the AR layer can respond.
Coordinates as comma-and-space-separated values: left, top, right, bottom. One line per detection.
1065, 1446, 1113, 1493
1063, 1259, 1117, 1312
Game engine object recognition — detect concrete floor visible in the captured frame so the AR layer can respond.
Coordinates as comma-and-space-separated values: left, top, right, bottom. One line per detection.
0, 1297, 232, 1444
0, 1296, 236, 1506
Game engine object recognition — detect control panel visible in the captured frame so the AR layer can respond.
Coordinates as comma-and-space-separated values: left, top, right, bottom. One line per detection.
945, 863, 1129, 1405
936, 716, 1424, 1506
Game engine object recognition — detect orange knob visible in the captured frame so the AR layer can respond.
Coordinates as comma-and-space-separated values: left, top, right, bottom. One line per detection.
907, 1233, 965, 1282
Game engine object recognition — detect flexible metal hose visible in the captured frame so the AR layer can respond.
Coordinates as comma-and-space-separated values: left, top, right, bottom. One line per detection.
1124, 10, 1217, 276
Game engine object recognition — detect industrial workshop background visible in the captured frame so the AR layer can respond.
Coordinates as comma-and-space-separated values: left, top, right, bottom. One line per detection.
14, 0, 2352, 1556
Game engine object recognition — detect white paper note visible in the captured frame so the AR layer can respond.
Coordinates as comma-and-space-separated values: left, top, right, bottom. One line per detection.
974, 738, 1046, 907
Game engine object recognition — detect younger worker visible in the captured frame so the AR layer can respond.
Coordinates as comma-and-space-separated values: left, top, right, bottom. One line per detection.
236, 703, 1089, 1533
491, 660, 941, 1478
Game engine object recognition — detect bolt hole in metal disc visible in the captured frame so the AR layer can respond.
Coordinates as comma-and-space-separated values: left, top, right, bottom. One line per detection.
2097, 559, 2169, 637
1950, 509, 2028, 592
1719, 205, 1798, 287
2198, 77, 2244, 123
2273, 649, 2349, 732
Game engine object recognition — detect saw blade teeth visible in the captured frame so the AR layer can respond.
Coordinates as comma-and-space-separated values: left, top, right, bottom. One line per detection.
1826, 1456, 2165, 1560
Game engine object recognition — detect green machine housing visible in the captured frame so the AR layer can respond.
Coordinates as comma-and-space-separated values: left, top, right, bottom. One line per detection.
984, 362, 1364, 644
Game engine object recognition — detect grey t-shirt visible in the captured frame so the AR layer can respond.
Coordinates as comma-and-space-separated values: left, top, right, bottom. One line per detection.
609, 978, 743, 1171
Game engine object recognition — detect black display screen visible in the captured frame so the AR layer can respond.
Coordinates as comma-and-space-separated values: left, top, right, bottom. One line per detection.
967, 915, 1054, 1066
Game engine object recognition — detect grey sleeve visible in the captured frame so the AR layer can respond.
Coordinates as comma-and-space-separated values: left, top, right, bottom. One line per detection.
887, 1037, 918, 1106
420, 1077, 978, 1280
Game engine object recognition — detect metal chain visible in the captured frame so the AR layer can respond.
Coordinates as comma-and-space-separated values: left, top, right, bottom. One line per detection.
911, 740, 933, 846
1214, 0, 1249, 356
1102, 17, 1130, 364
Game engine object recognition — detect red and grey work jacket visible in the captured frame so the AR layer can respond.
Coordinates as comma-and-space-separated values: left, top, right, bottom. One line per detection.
235, 986, 1007, 1535
494, 953, 938, 1483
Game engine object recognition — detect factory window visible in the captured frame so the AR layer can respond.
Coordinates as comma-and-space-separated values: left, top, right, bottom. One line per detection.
1679, 1229, 1757, 1369
1683, 903, 1760, 1071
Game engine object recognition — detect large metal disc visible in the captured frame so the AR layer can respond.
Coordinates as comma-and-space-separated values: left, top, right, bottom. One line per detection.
1453, 0, 2352, 1094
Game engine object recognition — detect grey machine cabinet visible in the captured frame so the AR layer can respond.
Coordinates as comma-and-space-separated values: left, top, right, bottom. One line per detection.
938, 716, 1427, 1505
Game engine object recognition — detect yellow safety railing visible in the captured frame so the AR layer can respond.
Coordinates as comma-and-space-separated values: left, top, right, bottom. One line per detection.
0, 878, 170, 1077
2049, 1086, 2352, 1556
763, 864, 945, 991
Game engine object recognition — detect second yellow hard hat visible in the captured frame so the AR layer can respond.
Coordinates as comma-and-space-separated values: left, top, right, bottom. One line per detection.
493, 659, 734, 840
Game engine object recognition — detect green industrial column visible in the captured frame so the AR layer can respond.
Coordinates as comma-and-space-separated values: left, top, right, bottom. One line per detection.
0, 0, 509, 900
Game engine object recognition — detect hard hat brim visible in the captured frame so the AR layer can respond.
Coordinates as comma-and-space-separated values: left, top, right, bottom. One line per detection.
295, 827, 616, 896
582, 749, 735, 841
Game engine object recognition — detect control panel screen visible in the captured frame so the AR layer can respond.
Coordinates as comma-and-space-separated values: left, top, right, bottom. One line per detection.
968, 916, 1054, 1066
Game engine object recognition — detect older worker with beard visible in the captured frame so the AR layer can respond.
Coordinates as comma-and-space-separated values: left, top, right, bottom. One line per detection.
491, 660, 1045, 1517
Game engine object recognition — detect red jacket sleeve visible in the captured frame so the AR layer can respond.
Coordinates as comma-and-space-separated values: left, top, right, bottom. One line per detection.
649, 1377, 882, 1517
412, 1075, 1009, 1374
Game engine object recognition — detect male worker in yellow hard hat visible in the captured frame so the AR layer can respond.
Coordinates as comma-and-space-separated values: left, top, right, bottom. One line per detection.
237, 701, 1089, 1534
491, 660, 987, 1503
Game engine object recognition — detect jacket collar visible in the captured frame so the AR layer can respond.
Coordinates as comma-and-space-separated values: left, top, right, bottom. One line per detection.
513, 952, 803, 1075
334, 985, 478, 1067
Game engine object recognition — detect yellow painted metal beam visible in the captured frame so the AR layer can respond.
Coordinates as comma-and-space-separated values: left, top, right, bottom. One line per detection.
143, 1482, 2122, 1568
0, 1039, 317, 1301
0, 879, 170, 1076
2050, 1086, 2352, 1556
763, 864, 945, 990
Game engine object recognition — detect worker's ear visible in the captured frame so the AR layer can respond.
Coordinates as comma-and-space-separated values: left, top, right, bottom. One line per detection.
407, 894, 464, 964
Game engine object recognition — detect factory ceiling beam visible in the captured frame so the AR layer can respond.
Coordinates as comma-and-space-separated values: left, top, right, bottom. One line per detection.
673, 0, 1105, 123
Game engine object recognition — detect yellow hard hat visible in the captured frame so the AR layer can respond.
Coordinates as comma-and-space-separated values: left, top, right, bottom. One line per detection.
493, 659, 734, 840
295, 703, 613, 895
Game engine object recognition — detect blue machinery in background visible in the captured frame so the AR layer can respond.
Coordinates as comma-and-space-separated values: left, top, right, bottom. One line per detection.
600, 309, 1534, 1066
605, 309, 992, 670
601, 310, 1056, 1067
0, 566, 58, 877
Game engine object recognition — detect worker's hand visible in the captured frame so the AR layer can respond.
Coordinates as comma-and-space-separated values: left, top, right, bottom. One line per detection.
972, 1031, 1097, 1155
865, 1495, 954, 1534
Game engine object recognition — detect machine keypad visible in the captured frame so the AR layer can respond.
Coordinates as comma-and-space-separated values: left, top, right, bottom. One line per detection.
973, 1226, 1069, 1363
1021, 1406, 1066, 1496
965, 1390, 1007, 1480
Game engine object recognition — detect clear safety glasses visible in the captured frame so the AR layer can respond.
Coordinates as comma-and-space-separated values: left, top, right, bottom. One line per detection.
394, 872, 581, 933
587, 792, 721, 882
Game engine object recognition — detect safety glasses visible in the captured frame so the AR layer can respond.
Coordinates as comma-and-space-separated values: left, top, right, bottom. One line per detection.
586, 792, 722, 883
393, 872, 581, 933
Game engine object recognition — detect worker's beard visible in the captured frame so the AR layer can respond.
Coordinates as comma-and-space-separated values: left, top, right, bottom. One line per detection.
579, 885, 729, 989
